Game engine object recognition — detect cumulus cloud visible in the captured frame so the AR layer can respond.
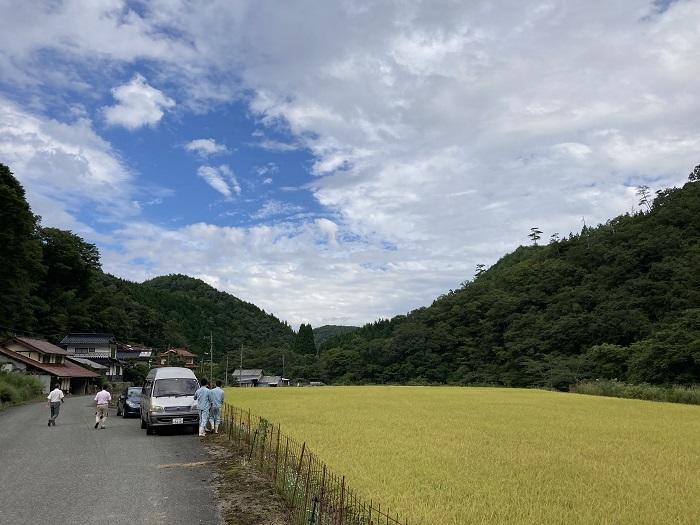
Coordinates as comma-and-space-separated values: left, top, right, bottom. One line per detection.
103, 74, 175, 129
197, 164, 241, 200
0, 97, 136, 232
185, 138, 229, 157
3, 0, 700, 325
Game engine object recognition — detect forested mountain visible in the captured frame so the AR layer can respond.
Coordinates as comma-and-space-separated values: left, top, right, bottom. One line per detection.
318, 168, 700, 388
0, 163, 296, 368
313, 325, 359, 347
3, 161, 700, 387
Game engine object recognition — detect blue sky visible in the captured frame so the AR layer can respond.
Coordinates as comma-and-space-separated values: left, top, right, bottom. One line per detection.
0, 1, 698, 327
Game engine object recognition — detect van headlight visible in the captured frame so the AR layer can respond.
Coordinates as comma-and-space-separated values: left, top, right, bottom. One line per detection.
190, 403, 198, 411
151, 404, 165, 413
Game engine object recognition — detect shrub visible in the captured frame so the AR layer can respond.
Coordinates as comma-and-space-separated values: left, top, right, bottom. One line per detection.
570, 380, 700, 405
0, 372, 43, 407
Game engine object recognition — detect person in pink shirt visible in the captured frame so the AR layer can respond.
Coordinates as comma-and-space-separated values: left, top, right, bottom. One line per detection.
94, 386, 112, 429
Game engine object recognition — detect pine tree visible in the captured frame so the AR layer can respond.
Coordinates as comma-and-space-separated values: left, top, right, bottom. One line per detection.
293, 323, 317, 355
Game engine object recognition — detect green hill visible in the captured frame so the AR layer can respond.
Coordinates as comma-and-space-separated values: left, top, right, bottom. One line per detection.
0, 163, 296, 368
313, 325, 359, 347
319, 168, 700, 388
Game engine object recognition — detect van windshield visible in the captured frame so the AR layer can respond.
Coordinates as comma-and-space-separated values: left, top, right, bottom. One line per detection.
153, 378, 198, 397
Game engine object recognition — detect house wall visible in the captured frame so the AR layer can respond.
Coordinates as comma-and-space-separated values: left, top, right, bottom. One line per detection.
66, 344, 114, 358
5, 342, 41, 362
37, 374, 52, 393
0, 354, 28, 372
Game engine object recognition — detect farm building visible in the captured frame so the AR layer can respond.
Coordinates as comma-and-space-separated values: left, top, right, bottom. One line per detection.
157, 347, 197, 368
231, 369, 290, 387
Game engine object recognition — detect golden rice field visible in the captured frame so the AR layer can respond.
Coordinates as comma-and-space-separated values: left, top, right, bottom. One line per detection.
223, 386, 700, 524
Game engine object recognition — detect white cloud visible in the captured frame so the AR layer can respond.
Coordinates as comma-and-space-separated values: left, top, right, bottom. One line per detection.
0, 97, 136, 232
103, 74, 175, 129
197, 164, 241, 200
185, 138, 229, 157
3, 0, 700, 326
252, 200, 303, 219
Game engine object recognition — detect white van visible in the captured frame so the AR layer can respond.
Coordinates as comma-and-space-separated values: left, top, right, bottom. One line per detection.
140, 367, 200, 435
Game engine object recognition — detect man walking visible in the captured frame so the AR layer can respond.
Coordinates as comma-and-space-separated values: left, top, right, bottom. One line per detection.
194, 378, 212, 437
209, 380, 225, 434
47, 383, 64, 426
94, 385, 111, 429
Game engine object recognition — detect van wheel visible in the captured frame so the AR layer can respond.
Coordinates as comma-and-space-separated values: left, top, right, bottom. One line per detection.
146, 425, 155, 435
140, 418, 147, 429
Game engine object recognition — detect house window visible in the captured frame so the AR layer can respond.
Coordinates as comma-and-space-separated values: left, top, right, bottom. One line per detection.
42, 355, 51, 363
74, 347, 95, 354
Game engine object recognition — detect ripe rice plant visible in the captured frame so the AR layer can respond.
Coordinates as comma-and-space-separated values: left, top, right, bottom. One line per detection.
224, 386, 700, 524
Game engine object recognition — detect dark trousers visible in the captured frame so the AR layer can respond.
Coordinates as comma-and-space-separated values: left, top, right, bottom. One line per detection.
49, 402, 61, 421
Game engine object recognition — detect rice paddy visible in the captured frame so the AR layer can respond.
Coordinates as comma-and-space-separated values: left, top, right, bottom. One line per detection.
223, 386, 700, 524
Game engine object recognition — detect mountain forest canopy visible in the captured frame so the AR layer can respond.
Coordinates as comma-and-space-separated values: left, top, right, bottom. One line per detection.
318, 166, 700, 388
1, 162, 699, 387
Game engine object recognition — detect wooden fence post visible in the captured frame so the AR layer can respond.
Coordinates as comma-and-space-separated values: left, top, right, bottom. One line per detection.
291, 441, 306, 507
302, 454, 313, 523
319, 464, 326, 525
282, 436, 290, 493
338, 476, 345, 525
273, 424, 281, 483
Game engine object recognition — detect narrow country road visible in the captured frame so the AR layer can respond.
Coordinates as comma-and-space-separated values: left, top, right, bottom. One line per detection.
0, 396, 222, 525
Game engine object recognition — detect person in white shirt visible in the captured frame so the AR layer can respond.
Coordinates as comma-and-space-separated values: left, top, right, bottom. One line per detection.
47, 383, 65, 427
94, 386, 112, 429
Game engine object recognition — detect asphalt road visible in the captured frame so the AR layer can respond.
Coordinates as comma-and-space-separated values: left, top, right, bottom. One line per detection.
0, 396, 222, 525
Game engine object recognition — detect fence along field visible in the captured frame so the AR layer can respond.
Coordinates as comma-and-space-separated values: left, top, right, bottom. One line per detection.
220, 404, 407, 525
223, 386, 700, 524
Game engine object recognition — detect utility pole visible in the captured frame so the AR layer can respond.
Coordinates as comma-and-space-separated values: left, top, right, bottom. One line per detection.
209, 332, 213, 381
239, 344, 243, 386
225, 354, 229, 387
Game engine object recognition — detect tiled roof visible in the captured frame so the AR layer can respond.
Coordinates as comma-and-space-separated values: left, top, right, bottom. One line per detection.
0, 347, 99, 378
260, 375, 282, 384
160, 348, 196, 358
232, 369, 263, 376
14, 337, 67, 355
67, 357, 108, 370
59, 333, 115, 345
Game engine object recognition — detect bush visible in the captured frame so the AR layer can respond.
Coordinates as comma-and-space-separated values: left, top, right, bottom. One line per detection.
0, 372, 43, 407
570, 380, 700, 405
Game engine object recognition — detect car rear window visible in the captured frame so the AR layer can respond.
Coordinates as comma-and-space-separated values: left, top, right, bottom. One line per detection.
127, 388, 142, 398
153, 378, 198, 397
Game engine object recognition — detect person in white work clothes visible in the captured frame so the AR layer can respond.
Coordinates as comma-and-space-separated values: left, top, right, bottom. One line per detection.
94, 386, 111, 429
47, 383, 65, 427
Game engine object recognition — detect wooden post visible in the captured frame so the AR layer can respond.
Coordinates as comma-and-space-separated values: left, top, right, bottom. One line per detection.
291, 441, 306, 507
247, 408, 251, 441
282, 437, 290, 493
319, 464, 326, 525
302, 455, 313, 522
273, 424, 281, 483
338, 476, 345, 525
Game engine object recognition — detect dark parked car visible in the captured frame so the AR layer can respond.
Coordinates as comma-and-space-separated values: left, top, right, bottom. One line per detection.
116, 387, 142, 417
